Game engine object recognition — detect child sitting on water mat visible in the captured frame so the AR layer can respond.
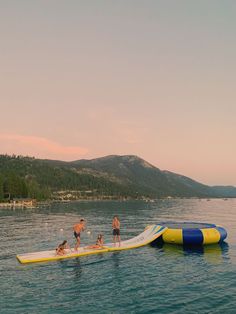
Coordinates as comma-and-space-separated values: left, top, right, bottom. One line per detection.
85, 234, 104, 249
56, 240, 71, 255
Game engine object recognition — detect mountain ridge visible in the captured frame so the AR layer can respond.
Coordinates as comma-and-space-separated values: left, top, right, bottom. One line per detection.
65, 154, 236, 198
0, 154, 236, 200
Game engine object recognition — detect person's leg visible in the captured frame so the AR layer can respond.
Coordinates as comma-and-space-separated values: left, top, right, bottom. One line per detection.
116, 229, 121, 247
86, 245, 98, 249
118, 235, 121, 247
75, 237, 80, 251
113, 229, 116, 246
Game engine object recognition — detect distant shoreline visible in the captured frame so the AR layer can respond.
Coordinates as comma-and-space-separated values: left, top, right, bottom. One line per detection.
0, 196, 234, 208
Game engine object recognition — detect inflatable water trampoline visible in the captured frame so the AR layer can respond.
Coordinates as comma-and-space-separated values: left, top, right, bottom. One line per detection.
158, 222, 227, 245
16, 222, 228, 264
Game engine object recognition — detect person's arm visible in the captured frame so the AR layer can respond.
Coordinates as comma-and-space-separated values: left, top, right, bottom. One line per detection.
56, 247, 62, 255
66, 243, 71, 252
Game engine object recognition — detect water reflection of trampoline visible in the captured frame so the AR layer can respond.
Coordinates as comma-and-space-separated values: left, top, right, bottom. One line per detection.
156, 222, 227, 245
151, 241, 229, 264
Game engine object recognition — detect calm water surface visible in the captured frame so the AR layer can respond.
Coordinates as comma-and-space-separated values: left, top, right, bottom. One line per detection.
0, 199, 236, 313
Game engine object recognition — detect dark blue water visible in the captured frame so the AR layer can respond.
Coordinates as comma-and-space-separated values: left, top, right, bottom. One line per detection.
0, 199, 236, 313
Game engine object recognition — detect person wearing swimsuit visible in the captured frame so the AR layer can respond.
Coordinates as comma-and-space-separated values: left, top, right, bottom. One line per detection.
73, 218, 86, 251
112, 215, 121, 247
85, 234, 104, 249
56, 240, 70, 256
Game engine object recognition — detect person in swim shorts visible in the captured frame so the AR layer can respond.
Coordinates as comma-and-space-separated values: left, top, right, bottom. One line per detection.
73, 218, 86, 251
56, 240, 70, 256
112, 215, 121, 247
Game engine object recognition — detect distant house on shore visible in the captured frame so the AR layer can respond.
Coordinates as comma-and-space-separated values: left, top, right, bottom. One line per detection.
12, 198, 37, 208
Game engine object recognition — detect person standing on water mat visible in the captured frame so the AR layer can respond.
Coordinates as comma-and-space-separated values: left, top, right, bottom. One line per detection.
112, 215, 121, 247
73, 218, 86, 250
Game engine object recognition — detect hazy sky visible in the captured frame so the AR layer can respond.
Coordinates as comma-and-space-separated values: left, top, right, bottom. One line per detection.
0, 1, 236, 186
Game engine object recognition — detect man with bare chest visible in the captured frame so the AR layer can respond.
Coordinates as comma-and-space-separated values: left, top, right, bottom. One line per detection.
73, 219, 86, 250
112, 215, 121, 247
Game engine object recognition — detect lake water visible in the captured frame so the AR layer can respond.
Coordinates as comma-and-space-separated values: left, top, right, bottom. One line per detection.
0, 199, 236, 313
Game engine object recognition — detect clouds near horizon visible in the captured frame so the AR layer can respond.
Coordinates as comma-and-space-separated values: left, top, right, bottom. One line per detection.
0, 1, 236, 185
0, 134, 88, 161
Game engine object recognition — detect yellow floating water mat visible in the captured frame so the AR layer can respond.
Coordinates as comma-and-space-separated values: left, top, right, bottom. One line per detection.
16, 225, 167, 264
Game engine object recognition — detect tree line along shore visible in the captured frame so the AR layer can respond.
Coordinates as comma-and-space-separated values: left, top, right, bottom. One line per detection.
1, 154, 236, 202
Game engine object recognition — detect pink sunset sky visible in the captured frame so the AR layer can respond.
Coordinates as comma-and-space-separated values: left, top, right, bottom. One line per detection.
0, 1, 236, 186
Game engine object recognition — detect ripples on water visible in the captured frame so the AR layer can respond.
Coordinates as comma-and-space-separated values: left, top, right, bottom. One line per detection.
0, 199, 236, 313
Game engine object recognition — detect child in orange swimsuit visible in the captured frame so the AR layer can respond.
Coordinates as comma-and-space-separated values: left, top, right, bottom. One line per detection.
86, 234, 104, 249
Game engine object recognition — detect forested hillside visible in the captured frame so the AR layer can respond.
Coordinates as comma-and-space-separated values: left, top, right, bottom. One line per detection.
0, 155, 137, 201
1, 154, 236, 201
